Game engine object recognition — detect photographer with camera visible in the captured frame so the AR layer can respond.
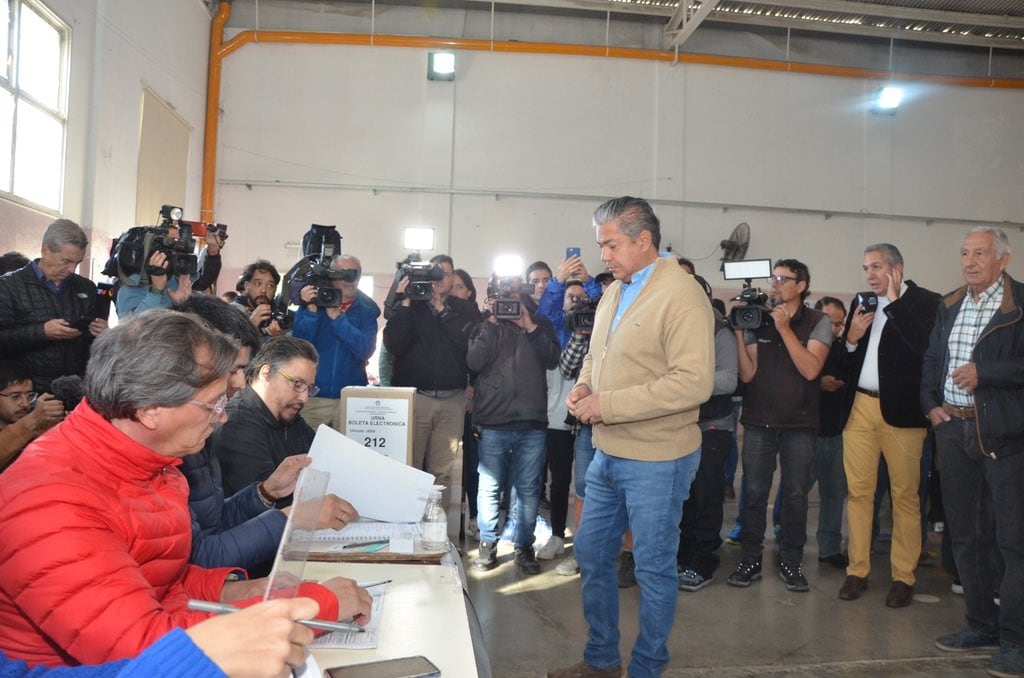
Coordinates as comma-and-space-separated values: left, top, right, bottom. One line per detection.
383, 254, 481, 510
836, 244, 940, 608
0, 220, 108, 394
538, 254, 602, 349
726, 259, 831, 593
234, 259, 287, 338
468, 273, 560, 576
0, 361, 65, 472
114, 210, 224, 317
291, 254, 380, 430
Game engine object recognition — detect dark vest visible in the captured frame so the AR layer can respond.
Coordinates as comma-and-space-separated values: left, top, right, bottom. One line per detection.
741, 305, 824, 430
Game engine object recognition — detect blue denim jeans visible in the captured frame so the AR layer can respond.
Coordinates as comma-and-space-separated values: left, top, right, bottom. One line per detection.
574, 425, 596, 499
740, 426, 816, 564
813, 433, 847, 557
576, 449, 701, 678
476, 428, 547, 548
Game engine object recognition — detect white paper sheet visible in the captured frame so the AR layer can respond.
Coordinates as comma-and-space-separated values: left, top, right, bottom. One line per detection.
308, 425, 435, 523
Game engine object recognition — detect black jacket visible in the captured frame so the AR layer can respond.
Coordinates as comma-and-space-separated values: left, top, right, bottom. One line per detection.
0, 263, 98, 392
839, 280, 940, 429
212, 387, 316, 498
383, 297, 482, 391
921, 273, 1024, 458
819, 338, 850, 438
466, 314, 560, 429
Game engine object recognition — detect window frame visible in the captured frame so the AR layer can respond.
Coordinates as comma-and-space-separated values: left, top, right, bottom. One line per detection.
0, 0, 70, 214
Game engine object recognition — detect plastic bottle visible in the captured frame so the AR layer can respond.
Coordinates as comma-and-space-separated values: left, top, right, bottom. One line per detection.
420, 488, 447, 552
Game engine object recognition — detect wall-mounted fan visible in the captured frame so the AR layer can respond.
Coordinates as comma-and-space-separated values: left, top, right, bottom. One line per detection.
720, 222, 750, 267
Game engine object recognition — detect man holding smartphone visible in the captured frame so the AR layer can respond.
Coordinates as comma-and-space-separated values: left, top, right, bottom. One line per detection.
0, 219, 108, 393
538, 248, 603, 349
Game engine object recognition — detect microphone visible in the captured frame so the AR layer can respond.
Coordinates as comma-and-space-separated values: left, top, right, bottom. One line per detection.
50, 375, 84, 411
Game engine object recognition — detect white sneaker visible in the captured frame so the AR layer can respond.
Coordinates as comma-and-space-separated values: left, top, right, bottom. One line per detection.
555, 555, 580, 576
536, 535, 565, 560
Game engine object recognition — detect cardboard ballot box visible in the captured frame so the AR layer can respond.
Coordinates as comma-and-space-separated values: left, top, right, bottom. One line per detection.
340, 386, 416, 466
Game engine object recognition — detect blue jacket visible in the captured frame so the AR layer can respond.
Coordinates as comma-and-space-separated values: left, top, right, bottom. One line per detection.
537, 278, 603, 349
292, 291, 380, 398
181, 440, 287, 573
114, 251, 221, 318
0, 628, 222, 677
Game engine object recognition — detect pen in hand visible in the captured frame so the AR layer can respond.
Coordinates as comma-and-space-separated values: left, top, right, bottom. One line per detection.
341, 539, 390, 550
187, 599, 365, 633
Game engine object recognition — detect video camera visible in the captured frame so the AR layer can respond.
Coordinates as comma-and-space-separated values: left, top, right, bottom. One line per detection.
284, 225, 357, 308
722, 259, 774, 330
487, 274, 535, 321
567, 297, 598, 333
101, 205, 227, 283
262, 294, 293, 331
398, 253, 445, 302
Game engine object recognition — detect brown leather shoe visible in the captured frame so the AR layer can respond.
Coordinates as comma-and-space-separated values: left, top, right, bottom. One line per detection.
547, 660, 623, 678
838, 575, 868, 600
886, 581, 914, 608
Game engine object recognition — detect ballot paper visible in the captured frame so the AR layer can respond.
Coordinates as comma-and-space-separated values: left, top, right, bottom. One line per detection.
309, 582, 387, 650
308, 425, 435, 523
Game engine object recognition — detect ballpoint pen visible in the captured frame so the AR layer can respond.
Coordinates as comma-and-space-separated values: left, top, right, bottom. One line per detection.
187, 600, 365, 633
340, 539, 390, 550
358, 579, 393, 589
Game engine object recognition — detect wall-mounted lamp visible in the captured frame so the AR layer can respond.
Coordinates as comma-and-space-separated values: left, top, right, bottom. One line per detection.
871, 86, 903, 114
428, 52, 456, 81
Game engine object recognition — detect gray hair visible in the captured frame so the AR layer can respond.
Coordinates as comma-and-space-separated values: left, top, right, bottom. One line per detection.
42, 219, 88, 252
246, 336, 319, 384
966, 227, 1012, 259
86, 309, 239, 420
864, 243, 904, 268
333, 254, 362, 276
593, 196, 661, 250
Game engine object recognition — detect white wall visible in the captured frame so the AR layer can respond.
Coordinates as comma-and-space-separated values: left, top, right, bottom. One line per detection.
0, 0, 211, 277
214, 42, 1024, 298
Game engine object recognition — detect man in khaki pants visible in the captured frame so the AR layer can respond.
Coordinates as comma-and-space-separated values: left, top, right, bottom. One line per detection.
837, 243, 940, 608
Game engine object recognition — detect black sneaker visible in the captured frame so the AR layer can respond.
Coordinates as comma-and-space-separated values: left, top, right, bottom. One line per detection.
727, 556, 762, 587
617, 551, 637, 588
779, 560, 809, 592
473, 541, 497, 571
515, 545, 541, 575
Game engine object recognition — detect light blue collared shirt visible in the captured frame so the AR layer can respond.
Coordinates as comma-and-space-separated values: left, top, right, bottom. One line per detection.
611, 257, 661, 335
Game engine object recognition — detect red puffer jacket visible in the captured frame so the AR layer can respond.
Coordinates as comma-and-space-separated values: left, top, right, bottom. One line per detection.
0, 400, 337, 667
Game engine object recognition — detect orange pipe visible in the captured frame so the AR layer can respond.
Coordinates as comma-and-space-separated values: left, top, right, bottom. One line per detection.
202, 21, 1024, 221
201, 1, 231, 224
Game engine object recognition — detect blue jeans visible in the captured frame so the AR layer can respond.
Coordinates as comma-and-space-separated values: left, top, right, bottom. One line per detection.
740, 426, 816, 564
574, 425, 596, 499
813, 434, 847, 557
476, 428, 546, 548
576, 449, 701, 678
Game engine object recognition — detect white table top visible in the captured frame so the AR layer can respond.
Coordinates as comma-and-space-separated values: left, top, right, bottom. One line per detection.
305, 561, 477, 677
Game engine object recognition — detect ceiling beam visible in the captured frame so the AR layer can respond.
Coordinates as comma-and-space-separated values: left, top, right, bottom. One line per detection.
710, 10, 1024, 50
729, 0, 1024, 30
665, 0, 723, 49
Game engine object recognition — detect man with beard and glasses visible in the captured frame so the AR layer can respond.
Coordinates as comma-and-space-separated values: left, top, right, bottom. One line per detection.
212, 336, 323, 498
234, 259, 285, 338
0, 360, 64, 471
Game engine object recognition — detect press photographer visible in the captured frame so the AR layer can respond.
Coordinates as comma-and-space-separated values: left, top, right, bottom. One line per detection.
109, 204, 225, 317
291, 253, 380, 430
234, 259, 288, 337
467, 271, 560, 575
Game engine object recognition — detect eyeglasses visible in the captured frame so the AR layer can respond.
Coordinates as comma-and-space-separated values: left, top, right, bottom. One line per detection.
770, 274, 798, 285
277, 370, 320, 397
0, 391, 37, 405
568, 295, 588, 304
190, 393, 228, 419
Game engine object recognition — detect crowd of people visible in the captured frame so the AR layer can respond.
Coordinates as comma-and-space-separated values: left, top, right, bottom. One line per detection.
0, 203, 1020, 678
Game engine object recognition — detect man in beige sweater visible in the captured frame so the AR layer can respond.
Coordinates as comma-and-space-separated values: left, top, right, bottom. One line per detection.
548, 196, 715, 678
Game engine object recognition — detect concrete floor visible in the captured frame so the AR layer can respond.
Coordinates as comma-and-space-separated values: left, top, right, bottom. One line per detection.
463, 488, 994, 678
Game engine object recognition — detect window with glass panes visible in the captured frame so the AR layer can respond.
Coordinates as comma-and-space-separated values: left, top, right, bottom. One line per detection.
0, 0, 68, 212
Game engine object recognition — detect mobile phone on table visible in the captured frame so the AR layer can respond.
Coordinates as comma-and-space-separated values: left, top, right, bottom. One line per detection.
565, 247, 581, 260
326, 655, 441, 678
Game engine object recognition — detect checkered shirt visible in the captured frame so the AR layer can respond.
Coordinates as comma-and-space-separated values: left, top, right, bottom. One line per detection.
559, 332, 590, 381
943, 277, 1004, 407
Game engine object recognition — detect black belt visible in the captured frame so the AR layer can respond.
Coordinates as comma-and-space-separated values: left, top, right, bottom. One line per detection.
856, 387, 880, 398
